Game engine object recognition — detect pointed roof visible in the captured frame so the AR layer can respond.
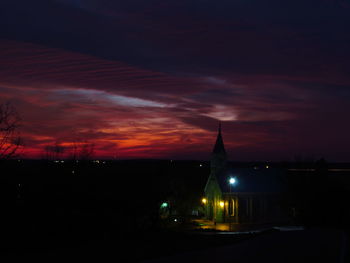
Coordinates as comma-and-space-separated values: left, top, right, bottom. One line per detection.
212, 123, 226, 154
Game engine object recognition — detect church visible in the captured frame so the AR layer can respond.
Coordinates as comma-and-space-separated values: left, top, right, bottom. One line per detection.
203, 125, 288, 224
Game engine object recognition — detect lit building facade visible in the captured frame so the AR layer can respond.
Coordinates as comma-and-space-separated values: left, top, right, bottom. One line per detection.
204, 125, 287, 224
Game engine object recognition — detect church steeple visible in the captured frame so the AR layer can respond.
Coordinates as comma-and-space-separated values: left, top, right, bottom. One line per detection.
210, 123, 227, 174
212, 122, 226, 154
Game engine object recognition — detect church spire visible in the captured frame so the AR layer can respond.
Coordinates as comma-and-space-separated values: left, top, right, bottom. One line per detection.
212, 122, 226, 154
210, 122, 227, 176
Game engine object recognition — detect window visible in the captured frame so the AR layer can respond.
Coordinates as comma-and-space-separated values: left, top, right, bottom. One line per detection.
228, 199, 235, 216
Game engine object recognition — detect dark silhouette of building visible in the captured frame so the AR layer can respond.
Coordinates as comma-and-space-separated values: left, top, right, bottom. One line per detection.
203, 124, 288, 224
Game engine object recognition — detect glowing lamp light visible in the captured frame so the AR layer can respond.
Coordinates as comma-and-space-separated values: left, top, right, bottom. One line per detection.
229, 177, 236, 185
160, 202, 168, 208
202, 198, 207, 204
219, 201, 225, 208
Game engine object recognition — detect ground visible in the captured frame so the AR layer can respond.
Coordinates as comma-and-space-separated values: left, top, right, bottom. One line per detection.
0, 227, 258, 262
144, 228, 347, 263
192, 219, 296, 232
1, 219, 347, 262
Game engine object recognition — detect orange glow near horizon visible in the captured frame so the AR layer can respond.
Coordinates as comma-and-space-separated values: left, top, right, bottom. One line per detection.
2, 39, 348, 161
19, 122, 216, 159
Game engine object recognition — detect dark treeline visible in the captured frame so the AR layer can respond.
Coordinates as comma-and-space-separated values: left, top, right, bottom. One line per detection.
286, 159, 350, 229
0, 159, 209, 248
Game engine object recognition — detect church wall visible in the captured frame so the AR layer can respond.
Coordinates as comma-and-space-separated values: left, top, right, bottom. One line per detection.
204, 175, 223, 222
203, 125, 289, 225
220, 193, 288, 224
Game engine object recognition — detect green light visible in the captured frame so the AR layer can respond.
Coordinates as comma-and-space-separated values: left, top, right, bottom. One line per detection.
160, 202, 168, 208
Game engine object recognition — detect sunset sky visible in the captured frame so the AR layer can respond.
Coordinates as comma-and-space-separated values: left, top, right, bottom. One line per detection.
1, 0, 350, 161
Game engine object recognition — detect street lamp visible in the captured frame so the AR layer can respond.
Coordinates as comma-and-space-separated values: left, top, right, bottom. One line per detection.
160, 202, 168, 208
229, 177, 236, 186
228, 177, 237, 231
228, 177, 236, 193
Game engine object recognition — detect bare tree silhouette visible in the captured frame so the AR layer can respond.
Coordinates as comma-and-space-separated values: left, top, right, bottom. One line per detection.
68, 141, 95, 161
43, 141, 65, 160
79, 141, 94, 160
0, 102, 23, 159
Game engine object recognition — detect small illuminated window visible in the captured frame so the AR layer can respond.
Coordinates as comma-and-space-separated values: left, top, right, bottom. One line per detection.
229, 199, 235, 216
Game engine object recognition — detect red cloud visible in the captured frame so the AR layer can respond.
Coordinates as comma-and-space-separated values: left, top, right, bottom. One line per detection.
1, 39, 350, 161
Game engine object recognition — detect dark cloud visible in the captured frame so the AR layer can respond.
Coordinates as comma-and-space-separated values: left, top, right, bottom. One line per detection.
1, 0, 350, 160
2, 0, 350, 77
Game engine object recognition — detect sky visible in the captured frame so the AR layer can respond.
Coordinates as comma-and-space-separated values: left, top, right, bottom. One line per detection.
1, 0, 350, 161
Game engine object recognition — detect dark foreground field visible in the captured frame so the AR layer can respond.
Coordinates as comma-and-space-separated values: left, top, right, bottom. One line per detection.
0, 227, 259, 262
0, 226, 348, 262
1, 159, 350, 262
0, 159, 252, 261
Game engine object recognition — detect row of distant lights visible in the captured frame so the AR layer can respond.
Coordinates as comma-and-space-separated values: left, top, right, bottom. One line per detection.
254, 165, 270, 169
171, 161, 269, 169
18, 159, 267, 169
52, 160, 107, 174
52, 160, 106, 164
198, 164, 269, 169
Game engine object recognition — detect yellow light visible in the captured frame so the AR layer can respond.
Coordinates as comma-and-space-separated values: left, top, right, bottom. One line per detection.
202, 198, 207, 204
219, 201, 224, 208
